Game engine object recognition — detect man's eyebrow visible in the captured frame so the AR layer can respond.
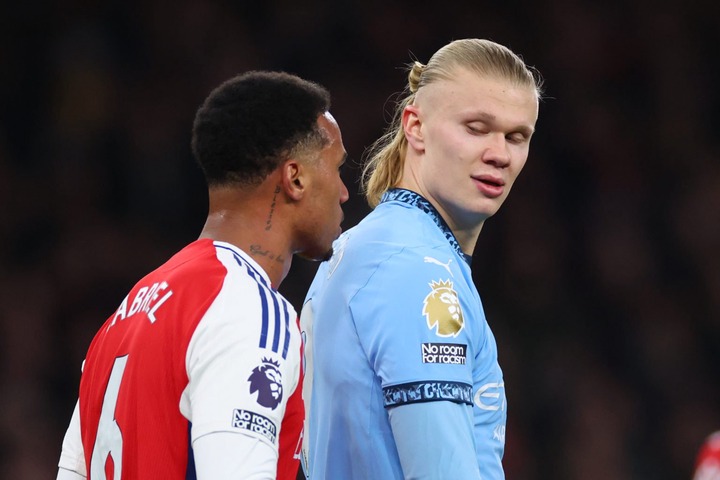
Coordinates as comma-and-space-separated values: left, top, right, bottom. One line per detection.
466, 111, 497, 122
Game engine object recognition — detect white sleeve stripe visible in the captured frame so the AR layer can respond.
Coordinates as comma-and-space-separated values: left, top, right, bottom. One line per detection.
281, 299, 291, 358
270, 289, 282, 353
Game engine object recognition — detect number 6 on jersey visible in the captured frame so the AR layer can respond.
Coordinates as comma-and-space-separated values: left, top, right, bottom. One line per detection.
91, 355, 128, 479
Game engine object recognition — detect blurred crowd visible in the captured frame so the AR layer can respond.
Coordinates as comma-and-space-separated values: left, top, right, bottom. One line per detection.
1, 0, 718, 478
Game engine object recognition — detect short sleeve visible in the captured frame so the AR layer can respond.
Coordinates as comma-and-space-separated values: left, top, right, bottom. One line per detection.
57, 400, 87, 477
349, 247, 475, 408
180, 267, 300, 455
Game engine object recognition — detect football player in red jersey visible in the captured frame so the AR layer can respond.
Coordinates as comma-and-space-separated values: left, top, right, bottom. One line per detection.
694, 431, 720, 480
56, 71, 349, 480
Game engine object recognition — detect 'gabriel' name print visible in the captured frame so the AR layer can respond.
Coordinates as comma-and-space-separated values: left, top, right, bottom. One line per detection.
107, 281, 174, 330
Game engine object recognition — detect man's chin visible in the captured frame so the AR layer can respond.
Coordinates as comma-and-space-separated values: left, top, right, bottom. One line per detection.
297, 246, 334, 263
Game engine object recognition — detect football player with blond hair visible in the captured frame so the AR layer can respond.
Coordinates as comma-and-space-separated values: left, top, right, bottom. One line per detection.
301, 38, 543, 479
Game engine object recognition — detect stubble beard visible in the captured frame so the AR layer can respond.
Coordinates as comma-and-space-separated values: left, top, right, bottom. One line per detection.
296, 245, 334, 263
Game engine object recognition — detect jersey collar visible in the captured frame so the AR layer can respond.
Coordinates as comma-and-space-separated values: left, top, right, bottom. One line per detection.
213, 240, 274, 289
379, 188, 472, 265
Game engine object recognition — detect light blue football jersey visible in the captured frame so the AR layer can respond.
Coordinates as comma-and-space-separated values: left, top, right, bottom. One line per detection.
302, 189, 506, 479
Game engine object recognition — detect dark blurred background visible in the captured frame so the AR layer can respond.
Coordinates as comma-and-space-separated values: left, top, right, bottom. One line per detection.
1, 0, 719, 478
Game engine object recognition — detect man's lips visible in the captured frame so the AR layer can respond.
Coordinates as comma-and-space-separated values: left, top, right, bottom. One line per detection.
472, 174, 505, 198
472, 174, 505, 186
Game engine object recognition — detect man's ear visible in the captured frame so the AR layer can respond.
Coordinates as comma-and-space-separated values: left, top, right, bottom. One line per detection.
402, 105, 424, 152
281, 159, 305, 201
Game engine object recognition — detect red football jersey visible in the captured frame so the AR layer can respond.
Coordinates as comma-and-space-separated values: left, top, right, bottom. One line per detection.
58, 239, 303, 479
695, 431, 720, 480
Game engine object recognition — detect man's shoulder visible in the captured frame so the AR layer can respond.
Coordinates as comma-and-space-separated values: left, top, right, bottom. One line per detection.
344, 205, 448, 256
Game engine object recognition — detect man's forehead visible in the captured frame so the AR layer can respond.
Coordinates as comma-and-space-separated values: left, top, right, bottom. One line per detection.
420, 70, 533, 99
416, 72, 538, 124
318, 111, 338, 129
318, 111, 342, 143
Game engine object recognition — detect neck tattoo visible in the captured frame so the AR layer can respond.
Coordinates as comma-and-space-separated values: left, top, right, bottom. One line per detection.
264, 185, 281, 231
250, 244, 285, 264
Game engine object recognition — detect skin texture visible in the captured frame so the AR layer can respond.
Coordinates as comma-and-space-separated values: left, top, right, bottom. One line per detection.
291, 112, 349, 262
399, 68, 539, 255
199, 112, 349, 286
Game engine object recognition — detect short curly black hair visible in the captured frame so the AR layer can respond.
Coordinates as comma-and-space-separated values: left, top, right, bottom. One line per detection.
191, 71, 331, 187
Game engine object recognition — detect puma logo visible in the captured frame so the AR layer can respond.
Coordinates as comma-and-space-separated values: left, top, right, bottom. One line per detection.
423, 256, 453, 276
